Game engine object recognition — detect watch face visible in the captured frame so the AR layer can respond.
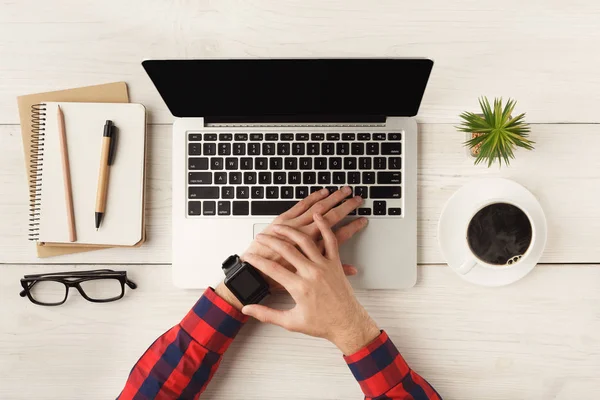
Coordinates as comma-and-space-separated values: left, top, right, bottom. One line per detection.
231, 268, 263, 299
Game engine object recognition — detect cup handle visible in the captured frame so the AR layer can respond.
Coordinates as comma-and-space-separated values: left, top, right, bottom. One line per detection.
456, 258, 477, 275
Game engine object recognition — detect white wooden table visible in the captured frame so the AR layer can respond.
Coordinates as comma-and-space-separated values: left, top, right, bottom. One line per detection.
1, 1, 599, 399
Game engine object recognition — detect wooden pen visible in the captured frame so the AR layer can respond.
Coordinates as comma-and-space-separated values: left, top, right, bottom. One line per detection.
95, 120, 117, 230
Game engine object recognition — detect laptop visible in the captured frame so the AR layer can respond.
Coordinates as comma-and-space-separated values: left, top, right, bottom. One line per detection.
142, 58, 433, 289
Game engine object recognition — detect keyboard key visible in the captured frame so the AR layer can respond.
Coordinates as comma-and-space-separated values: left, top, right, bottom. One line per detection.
240, 157, 253, 170
250, 133, 263, 141
374, 157, 387, 170
270, 157, 283, 170
255, 158, 268, 170
252, 187, 264, 199
370, 186, 401, 199
336, 142, 349, 155
259, 172, 272, 184
225, 158, 238, 170
322, 142, 335, 155
373, 133, 386, 140
358, 208, 372, 216
296, 133, 309, 141
349, 208, 357, 216
342, 133, 355, 141
359, 157, 371, 170
344, 157, 357, 170
214, 172, 227, 184
265, 133, 278, 141
310, 186, 323, 193
366, 143, 379, 155
203, 143, 216, 155
204, 134, 217, 141
382, 142, 402, 155
363, 172, 375, 184
233, 143, 246, 155
203, 201, 216, 215
244, 172, 257, 184
326, 186, 339, 193
329, 157, 342, 170
311, 133, 324, 141
318, 172, 331, 184
315, 157, 327, 170
388, 133, 402, 141
327, 133, 340, 141
389, 208, 402, 216
307, 143, 320, 155
289, 172, 301, 184
292, 143, 305, 155
248, 143, 261, 155
211, 158, 224, 170
234, 133, 248, 141
189, 172, 212, 184
251, 201, 297, 216
266, 186, 279, 199
222, 186, 234, 199
389, 157, 401, 170
355, 186, 368, 198
233, 201, 250, 215
357, 133, 371, 141
189, 133, 202, 141
281, 186, 294, 199
303, 172, 316, 184
296, 186, 309, 199
333, 172, 346, 184
236, 186, 249, 199
274, 172, 286, 184
285, 157, 298, 170
229, 172, 242, 185
351, 143, 364, 155
299, 157, 312, 170
263, 142, 276, 155
348, 172, 361, 184
277, 143, 291, 155
188, 201, 202, 215
219, 133, 232, 141
188, 143, 202, 155
188, 158, 209, 170
281, 133, 294, 141
378, 172, 401, 184
374, 201, 386, 215
189, 187, 219, 199
218, 201, 231, 215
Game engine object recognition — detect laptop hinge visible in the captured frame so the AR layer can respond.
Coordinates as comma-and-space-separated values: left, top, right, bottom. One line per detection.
204, 115, 386, 125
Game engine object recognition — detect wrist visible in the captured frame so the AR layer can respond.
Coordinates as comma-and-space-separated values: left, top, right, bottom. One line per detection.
214, 282, 243, 311
331, 314, 380, 355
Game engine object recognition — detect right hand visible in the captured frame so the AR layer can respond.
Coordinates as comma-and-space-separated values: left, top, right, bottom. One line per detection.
242, 213, 380, 355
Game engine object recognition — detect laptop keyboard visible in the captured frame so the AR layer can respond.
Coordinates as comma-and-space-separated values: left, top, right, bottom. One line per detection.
187, 132, 403, 217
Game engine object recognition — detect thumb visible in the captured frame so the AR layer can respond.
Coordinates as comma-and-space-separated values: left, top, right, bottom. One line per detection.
342, 264, 358, 276
242, 304, 290, 327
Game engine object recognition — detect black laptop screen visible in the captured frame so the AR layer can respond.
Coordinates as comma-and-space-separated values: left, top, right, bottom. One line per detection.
142, 59, 433, 121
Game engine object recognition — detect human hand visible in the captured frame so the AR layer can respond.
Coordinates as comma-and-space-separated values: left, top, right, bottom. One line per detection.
241, 213, 380, 355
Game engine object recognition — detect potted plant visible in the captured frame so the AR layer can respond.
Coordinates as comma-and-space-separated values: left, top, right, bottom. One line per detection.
457, 97, 534, 167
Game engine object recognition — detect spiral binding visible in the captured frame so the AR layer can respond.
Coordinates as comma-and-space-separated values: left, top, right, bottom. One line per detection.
29, 103, 46, 241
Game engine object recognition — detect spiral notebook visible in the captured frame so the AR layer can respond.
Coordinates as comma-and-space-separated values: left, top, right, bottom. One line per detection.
29, 102, 146, 246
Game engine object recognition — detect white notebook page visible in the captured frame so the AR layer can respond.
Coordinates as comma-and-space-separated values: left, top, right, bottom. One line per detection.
38, 102, 146, 245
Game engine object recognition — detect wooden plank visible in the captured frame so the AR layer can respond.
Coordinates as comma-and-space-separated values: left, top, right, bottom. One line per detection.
1, 0, 600, 124
2, 123, 600, 264
1, 264, 598, 399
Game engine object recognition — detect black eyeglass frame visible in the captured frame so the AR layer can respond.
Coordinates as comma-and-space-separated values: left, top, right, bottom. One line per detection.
19, 269, 137, 306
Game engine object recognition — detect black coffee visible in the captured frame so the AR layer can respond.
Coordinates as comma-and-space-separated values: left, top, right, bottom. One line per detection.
467, 203, 532, 266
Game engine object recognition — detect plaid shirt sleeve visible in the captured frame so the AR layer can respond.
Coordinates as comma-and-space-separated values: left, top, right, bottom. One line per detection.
117, 287, 247, 400
344, 331, 442, 399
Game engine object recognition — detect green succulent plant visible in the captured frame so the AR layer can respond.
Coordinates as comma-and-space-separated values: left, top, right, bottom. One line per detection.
457, 97, 534, 167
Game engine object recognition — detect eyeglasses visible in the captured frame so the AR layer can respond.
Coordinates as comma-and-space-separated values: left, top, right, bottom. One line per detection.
20, 269, 137, 306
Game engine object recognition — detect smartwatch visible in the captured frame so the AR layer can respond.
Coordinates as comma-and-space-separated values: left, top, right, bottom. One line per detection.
222, 255, 270, 305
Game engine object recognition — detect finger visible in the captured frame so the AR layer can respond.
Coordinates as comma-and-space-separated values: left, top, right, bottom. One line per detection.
272, 224, 323, 263
242, 253, 300, 290
292, 186, 353, 226
342, 264, 358, 276
334, 217, 368, 245
279, 188, 330, 220
323, 195, 364, 226
314, 213, 339, 259
256, 233, 312, 272
242, 304, 292, 329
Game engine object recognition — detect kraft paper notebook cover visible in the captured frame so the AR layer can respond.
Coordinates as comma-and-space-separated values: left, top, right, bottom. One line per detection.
17, 82, 146, 257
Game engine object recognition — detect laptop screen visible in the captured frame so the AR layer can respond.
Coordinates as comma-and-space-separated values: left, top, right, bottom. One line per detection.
142, 59, 433, 121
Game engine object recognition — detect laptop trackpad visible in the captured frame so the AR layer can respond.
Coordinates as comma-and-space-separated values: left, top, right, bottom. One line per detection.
253, 224, 270, 238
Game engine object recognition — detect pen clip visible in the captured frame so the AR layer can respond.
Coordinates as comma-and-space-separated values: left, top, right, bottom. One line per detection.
107, 124, 118, 165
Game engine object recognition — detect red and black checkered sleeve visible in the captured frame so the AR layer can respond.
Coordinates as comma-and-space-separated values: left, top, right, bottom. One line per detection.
344, 331, 442, 400
117, 287, 247, 400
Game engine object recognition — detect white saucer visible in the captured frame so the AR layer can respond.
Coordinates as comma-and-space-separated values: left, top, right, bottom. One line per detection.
438, 178, 547, 286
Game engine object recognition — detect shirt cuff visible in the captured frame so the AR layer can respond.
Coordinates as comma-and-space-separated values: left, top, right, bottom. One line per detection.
179, 287, 249, 355
343, 330, 412, 398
